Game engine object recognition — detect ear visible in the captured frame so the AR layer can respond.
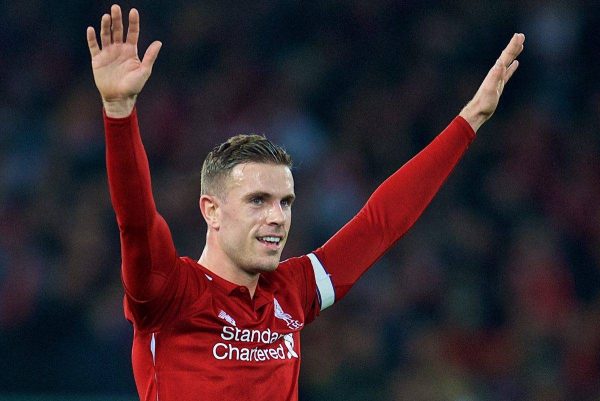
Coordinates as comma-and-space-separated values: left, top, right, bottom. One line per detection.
199, 194, 221, 229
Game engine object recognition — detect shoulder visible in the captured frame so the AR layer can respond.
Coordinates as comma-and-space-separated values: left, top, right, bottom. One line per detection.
173, 256, 215, 287
260, 255, 314, 285
278, 254, 312, 273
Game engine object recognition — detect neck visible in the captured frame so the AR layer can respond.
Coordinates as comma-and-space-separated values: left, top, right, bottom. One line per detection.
198, 245, 260, 298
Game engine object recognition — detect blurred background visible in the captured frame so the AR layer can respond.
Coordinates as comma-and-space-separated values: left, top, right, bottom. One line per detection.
1, 0, 599, 400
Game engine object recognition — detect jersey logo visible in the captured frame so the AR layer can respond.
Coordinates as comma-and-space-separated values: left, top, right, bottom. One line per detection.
218, 309, 237, 327
273, 298, 303, 330
211, 301, 302, 362
283, 333, 298, 358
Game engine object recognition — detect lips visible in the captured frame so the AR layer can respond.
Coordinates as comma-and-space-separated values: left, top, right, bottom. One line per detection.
257, 235, 284, 250
258, 236, 281, 245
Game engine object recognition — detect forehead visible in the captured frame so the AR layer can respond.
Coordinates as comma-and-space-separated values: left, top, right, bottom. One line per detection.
225, 162, 294, 196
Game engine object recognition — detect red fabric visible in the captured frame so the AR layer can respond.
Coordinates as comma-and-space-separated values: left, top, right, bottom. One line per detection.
315, 116, 475, 299
103, 108, 474, 401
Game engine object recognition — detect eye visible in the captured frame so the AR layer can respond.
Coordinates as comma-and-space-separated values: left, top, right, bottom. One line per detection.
250, 197, 264, 205
281, 198, 293, 208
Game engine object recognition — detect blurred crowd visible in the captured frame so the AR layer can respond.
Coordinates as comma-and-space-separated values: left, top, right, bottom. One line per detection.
1, 1, 599, 400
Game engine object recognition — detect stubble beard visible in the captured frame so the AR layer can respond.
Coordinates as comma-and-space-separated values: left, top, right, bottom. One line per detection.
229, 244, 283, 276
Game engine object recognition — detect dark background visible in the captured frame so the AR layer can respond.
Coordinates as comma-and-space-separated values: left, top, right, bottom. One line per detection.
1, 1, 599, 400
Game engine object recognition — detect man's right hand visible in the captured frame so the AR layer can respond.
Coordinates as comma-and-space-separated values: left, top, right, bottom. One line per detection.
87, 4, 162, 118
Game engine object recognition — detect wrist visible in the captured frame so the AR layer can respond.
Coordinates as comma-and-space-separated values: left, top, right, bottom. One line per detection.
458, 100, 489, 133
102, 96, 137, 118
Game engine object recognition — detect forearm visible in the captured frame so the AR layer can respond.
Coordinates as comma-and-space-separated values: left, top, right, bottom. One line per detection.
104, 108, 153, 228
104, 108, 177, 300
316, 116, 475, 299
361, 116, 474, 238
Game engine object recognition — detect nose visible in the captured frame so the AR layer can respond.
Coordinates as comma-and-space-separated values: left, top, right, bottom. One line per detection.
266, 201, 285, 225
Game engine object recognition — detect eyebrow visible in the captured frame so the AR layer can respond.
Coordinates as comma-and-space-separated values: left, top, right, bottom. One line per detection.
244, 191, 296, 202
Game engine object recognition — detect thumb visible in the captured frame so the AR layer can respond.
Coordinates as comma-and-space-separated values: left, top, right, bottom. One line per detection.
141, 41, 163, 73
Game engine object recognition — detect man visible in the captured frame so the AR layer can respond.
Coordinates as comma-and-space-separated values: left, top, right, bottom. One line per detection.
87, 4, 524, 401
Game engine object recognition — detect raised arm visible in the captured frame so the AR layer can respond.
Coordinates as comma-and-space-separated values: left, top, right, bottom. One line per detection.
88, 5, 176, 302
310, 34, 525, 306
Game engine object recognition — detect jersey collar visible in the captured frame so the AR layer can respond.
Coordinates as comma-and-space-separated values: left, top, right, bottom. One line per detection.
189, 258, 275, 309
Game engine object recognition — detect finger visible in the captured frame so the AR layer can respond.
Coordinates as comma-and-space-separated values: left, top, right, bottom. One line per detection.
498, 33, 525, 68
141, 41, 163, 73
87, 26, 101, 57
481, 59, 505, 90
126, 8, 140, 46
504, 59, 520, 83
111, 4, 124, 44
100, 13, 111, 48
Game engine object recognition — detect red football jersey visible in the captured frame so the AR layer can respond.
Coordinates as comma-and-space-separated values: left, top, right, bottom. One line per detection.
104, 109, 474, 401
125, 254, 324, 401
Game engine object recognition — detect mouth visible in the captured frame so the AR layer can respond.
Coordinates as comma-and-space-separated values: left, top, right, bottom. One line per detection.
257, 235, 283, 251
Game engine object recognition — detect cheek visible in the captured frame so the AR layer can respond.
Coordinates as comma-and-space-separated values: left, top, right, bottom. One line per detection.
222, 208, 262, 234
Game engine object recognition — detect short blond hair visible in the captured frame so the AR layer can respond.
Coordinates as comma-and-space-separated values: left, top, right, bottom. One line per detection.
201, 134, 292, 197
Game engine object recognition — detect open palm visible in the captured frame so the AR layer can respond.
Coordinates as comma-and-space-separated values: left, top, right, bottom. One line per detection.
477, 33, 525, 117
87, 5, 161, 110
460, 33, 525, 132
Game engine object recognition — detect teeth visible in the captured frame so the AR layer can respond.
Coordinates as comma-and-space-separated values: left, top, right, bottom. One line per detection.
260, 236, 281, 244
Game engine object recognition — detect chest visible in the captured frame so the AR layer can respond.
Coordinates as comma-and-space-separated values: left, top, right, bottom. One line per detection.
151, 287, 305, 369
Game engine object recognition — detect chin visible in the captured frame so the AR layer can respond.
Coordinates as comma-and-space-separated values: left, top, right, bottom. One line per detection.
251, 257, 280, 273
258, 262, 279, 272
